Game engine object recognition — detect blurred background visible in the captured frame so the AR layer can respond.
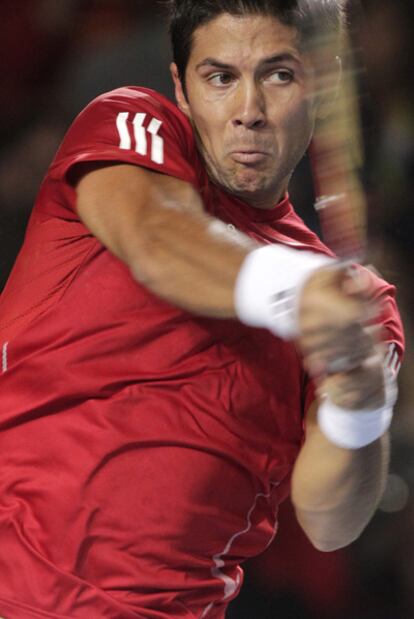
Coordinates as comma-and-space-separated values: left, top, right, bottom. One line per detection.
0, 1, 413, 617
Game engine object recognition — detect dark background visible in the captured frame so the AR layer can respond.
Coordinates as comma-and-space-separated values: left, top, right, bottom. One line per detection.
1, 2, 413, 617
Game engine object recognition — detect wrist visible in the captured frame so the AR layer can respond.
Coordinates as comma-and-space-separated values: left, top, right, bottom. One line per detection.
317, 368, 398, 449
234, 244, 334, 340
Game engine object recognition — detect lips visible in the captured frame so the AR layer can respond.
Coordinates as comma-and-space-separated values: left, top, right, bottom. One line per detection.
231, 151, 268, 164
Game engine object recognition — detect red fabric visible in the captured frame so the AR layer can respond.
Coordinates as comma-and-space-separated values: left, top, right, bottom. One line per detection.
0, 88, 404, 619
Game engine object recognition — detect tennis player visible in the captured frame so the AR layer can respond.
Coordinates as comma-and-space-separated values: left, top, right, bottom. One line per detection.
0, 1, 404, 617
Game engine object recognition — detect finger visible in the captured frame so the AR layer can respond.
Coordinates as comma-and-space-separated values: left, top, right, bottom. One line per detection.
303, 323, 378, 378
320, 364, 386, 410
302, 321, 375, 357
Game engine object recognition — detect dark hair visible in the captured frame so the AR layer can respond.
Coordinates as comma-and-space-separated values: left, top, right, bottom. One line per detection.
167, 0, 347, 83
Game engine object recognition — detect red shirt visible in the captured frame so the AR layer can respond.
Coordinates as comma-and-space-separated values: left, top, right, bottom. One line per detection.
0, 88, 404, 619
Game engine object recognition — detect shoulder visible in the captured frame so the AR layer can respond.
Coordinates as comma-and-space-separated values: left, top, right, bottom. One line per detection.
49, 86, 199, 188
63, 86, 195, 152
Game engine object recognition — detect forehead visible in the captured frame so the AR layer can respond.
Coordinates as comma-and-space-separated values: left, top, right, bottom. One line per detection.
188, 13, 301, 66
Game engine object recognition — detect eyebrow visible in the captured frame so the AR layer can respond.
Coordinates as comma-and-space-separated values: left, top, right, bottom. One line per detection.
195, 53, 301, 71
262, 53, 301, 65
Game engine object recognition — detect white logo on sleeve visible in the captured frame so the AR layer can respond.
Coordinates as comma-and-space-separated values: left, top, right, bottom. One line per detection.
116, 112, 164, 164
2, 342, 8, 373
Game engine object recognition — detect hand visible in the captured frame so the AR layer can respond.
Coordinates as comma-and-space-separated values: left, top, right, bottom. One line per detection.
297, 265, 378, 379
319, 356, 387, 411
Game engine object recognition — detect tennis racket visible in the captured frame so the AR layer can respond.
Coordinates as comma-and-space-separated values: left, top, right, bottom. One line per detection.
308, 6, 367, 262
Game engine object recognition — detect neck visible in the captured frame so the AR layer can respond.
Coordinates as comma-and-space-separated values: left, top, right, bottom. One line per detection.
235, 187, 288, 210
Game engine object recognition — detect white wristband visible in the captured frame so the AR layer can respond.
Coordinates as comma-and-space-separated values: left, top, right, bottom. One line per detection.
317, 370, 398, 449
234, 244, 334, 340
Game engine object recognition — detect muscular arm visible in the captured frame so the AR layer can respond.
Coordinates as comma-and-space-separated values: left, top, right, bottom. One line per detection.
76, 163, 255, 317
292, 402, 389, 552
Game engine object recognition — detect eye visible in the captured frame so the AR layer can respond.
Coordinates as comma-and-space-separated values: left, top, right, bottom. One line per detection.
266, 69, 294, 84
207, 72, 235, 87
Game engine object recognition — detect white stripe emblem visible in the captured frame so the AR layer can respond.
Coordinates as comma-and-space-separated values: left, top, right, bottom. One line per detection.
2, 342, 9, 373
148, 117, 164, 164
133, 112, 148, 156
116, 112, 131, 150
116, 111, 164, 164
201, 483, 279, 617
384, 343, 401, 377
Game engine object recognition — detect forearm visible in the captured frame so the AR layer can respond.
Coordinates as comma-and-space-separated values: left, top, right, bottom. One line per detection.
77, 164, 254, 317
127, 198, 250, 317
291, 404, 389, 551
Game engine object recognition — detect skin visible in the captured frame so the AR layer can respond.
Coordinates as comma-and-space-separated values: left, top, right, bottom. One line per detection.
171, 14, 318, 209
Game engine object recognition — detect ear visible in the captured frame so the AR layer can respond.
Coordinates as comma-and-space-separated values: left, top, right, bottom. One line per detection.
170, 63, 192, 119
315, 56, 342, 121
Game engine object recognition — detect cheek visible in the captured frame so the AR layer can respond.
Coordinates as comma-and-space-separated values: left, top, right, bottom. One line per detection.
282, 102, 315, 147
192, 108, 227, 154
187, 86, 230, 142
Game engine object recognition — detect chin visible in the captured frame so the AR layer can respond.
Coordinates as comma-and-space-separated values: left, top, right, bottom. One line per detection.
231, 172, 273, 196
210, 162, 276, 202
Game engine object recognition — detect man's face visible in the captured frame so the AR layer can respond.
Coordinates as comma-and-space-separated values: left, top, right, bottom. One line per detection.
172, 13, 318, 209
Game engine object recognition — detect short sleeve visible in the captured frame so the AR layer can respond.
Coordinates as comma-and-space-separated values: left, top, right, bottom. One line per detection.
363, 265, 405, 377
302, 265, 405, 418
49, 86, 198, 188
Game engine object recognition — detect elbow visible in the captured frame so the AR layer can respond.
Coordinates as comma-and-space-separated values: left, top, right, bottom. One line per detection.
307, 533, 359, 553
295, 507, 367, 553
309, 539, 339, 553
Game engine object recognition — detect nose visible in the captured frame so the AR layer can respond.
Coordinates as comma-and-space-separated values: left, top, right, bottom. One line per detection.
232, 82, 267, 130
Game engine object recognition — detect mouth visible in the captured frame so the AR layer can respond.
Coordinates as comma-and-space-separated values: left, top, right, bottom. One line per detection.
230, 150, 269, 165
